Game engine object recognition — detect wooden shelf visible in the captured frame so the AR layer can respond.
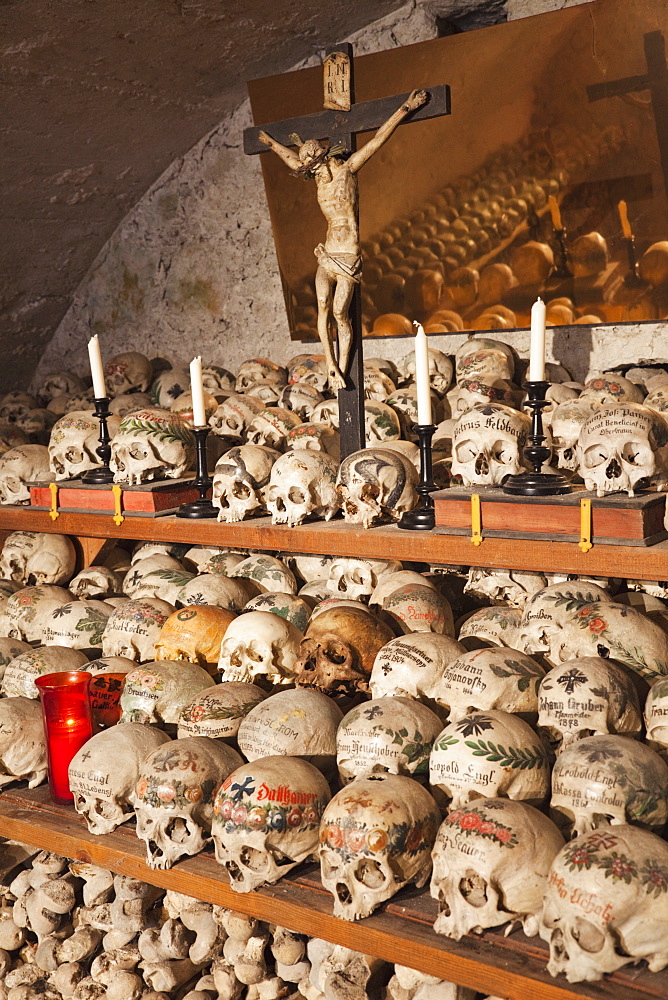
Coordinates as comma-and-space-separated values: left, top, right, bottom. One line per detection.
0, 786, 665, 1000
1, 507, 668, 580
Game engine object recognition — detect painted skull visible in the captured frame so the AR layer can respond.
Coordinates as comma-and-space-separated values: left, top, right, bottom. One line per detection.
265, 450, 340, 527
440, 647, 545, 721
110, 408, 195, 484
451, 403, 530, 487
101, 598, 175, 663
208, 394, 264, 441
337, 448, 418, 528
49, 411, 122, 481
576, 403, 668, 496
237, 688, 343, 772
0, 531, 76, 585
118, 659, 212, 725
177, 681, 266, 739
104, 351, 153, 395
369, 633, 466, 713
0, 445, 51, 504
246, 407, 302, 451
154, 605, 236, 668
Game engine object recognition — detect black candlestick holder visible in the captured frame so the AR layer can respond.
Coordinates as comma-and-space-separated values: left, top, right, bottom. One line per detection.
623, 235, 644, 287
177, 425, 216, 518
398, 424, 437, 530
553, 227, 571, 279
82, 397, 114, 484
502, 381, 572, 497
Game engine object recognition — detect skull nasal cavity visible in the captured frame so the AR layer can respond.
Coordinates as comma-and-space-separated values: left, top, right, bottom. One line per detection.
475, 453, 489, 475
606, 458, 622, 479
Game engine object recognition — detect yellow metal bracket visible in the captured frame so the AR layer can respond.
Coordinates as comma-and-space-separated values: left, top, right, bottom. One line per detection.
579, 498, 593, 553
111, 485, 124, 526
470, 494, 482, 546
48, 482, 59, 521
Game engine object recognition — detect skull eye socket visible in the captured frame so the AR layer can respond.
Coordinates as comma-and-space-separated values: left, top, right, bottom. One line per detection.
322, 640, 349, 665
354, 858, 386, 889
65, 447, 84, 464
288, 487, 305, 505
571, 916, 606, 954
583, 444, 608, 468
491, 439, 514, 463
622, 442, 650, 466
455, 441, 477, 463
129, 444, 148, 461
233, 482, 251, 500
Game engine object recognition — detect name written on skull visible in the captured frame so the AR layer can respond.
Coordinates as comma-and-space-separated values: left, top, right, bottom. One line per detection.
548, 871, 614, 923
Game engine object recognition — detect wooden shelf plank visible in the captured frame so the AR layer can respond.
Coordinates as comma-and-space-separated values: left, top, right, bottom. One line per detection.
0, 787, 666, 1000
1, 507, 668, 580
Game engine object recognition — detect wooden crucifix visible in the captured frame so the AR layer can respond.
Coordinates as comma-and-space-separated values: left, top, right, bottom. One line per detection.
244, 44, 450, 458
587, 30, 668, 199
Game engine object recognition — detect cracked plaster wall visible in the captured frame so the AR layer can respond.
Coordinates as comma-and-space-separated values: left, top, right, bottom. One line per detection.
37, 0, 666, 390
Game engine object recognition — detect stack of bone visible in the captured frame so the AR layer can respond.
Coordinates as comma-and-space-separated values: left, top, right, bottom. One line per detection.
2, 525, 668, 984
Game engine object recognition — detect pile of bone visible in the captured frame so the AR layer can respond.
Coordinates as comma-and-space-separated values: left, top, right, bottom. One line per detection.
0, 848, 476, 1000
2, 532, 668, 982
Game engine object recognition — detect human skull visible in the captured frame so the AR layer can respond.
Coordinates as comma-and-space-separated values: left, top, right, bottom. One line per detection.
431, 798, 565, 941
104, 352, 153, 395
539, 825, 668, 981
548, 399, 598, 471
455, 339, 514, 382
447, 375, 521, 419
218, 611, 303, 684
3, 584, 73, 641
644, 678, 668, 755
110, 408, 195, 484
285, 422, 341, 461
0, 531, 76, 585
579, 374, 644, 407
16, 407, 58, 444
122, 554, 185, 598
170, 388, 220, 425
49, 410, 123, 481
208, 394, 264, 440
311, 399, 340, 430
327, 558, 402, 602
370, 633, 466, 713
369, 570, 436, 608
0, 392, 38, 424
37, 371, 86, 406
293, 607, 394, 696
319, 774, 441, 920
538, 657, 642, 754
452, 404, 530, 486
243, 592, 311, 633
265, 450, 339, 527
364, 401, 402, 444
134, 737, 243, 869
382, 585, 455, 636
337, 448, 418, 528
337, 697, 443, 784
429, 710, 550, 808
2, 646, 89, 698
551, 735, 668, 837
0, 445, 51, 504
101, 598, 174, 662
69, 566, 124, 599
211, 444, 279, 523
569, 232, 608, 278
402, 348, 453, 396
0, 636, 30, 676
246, 408, 302, 451
440, 647, 545, 721
287, 354, 329, 392
69, 723, 171, 835
212, 756, 331, 891
576, 403, 668, 496
237, 688, 343, 771
154, 606, 236, 668
130, 568, 196, 605
236, 358, 287, 393
230, 554, 297, 595
177, 682, 266, 739
363, 367, 396, 402
108, 392, 153, 417
279, 383, 324, 419
464, 568, 548, 608
119, 660, 212, 725
36, 600, 113, 651
517, 580, 613, 662
0, 697, 47, 788
176, 574, 254, 612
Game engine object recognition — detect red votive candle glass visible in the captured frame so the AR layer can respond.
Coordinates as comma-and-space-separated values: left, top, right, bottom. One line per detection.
35, 671, 95, 804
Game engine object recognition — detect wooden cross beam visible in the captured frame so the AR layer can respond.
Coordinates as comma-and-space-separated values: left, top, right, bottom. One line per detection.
244, 43, 450, 459
587, 30, 668, 199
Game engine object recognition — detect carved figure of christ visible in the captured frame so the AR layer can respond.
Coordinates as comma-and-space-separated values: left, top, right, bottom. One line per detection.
258, 88, 427, 391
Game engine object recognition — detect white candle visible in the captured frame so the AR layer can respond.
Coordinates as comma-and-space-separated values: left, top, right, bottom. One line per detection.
87, 336, 106, 398
190, 356, 206, 427
414, 322, 432, 425
529, 298, 547, 381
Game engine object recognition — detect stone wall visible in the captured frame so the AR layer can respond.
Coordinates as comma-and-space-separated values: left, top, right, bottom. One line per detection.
36, 0, 663, 390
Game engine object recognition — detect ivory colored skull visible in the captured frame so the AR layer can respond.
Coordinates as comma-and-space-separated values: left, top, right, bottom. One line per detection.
246, 408, 302, 451
37, 371, 86, 406
551, 735, 668, 836
363, 367, 396, 402
579, 374, 644, 406
0, 391, 38, 424
110, 408, 195, 484
327, 558, 402, 602
177, 682, 266, 739
236, 358, 287, 393
134, 737, 243, 869
517, 580, 613, 663
230, 554, 297, 595
576, 403, 668, 496
218, 610, 303, 684
455, 339, 514, 382
3, 585, 73, 642
211, 444, 279, 523
212, 756, 331, 891
69, 724, 171, 835
0, 697, 47, 788
369, 570, 437, 608
452, 404, 530, 486
202, 363, 235, 392
122, 554, 185, 598
364, 401, 402, 444
0, 636, 31, 677
447, 375, 520, 419
293, 607, 394, 696
464, 568, 547, 608
431, 798, 564, 941
0, 445, 51, 504
538, 657, 642, 753
644, 677, 668, 755
441, 647, 545, 721
108, 392, 152, 417
402, 348, 453, 395
279, 383, 324, 419
243, 592, 311, 633
266, 450, 339, 527
287, 354, 329, 392
382, 585, 455, 636
337, 448, 418, 528
285, 422, 341, 461
130, 568, 196, 605
2, 646, 89, 698
104, 352, 152, 395
0, 531, 75, 585
539, 825, 668, 982
370, 633, 466, 713
69, 566, 124, 599
549, 399, 598, 471
319, 774, 441, 920
36, 600, 113, 651
101, 598, 174, 662
177, 574, 254, 612
119, 660, 212, 725
311, 399, 340, 429
237, 688, 343, 771
154, 605, 236, 669
48, 411, 122, 481
337, 697, 443, 784
208, 394, 264, 440
429, 710, 550, 808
